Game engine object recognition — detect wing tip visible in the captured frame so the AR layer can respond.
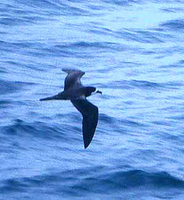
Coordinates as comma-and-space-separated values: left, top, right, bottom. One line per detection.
62, 68, 71, 74
83, 131, 96, 149
62, 68, 85, 75
84, 141, 90, 149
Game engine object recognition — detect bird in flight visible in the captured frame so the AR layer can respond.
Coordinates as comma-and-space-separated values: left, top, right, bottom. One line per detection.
40, 69, 102, 149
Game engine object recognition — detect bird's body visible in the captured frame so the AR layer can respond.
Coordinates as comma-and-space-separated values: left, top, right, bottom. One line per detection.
40, 69, 101, 149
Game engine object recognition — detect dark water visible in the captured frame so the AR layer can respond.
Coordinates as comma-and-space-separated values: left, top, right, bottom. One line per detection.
1, 0, 184, 199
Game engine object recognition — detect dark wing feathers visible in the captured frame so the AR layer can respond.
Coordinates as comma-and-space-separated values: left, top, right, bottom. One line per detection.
62, 69, 85, 91
71, 99, 98, 149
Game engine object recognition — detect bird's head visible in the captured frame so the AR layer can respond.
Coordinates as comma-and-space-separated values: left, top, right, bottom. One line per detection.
85, 87, 102, 97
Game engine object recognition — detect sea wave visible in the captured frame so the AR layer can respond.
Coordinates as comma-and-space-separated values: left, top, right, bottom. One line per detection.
1, 169, 184, 196
1, 0, 184, 199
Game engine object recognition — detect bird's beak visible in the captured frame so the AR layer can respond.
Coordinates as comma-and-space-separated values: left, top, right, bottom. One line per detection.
40, 94, 59, 101
96, 90, 102, 94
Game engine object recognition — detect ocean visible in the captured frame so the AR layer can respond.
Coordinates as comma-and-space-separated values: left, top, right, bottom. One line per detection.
1, 0, 184, 199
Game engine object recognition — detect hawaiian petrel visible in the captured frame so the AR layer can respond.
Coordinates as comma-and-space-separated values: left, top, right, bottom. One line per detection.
40, 69, 102, 149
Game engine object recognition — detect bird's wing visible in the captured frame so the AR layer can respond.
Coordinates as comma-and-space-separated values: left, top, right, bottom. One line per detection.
62, 69, 85, 91
71, 99, 98, 149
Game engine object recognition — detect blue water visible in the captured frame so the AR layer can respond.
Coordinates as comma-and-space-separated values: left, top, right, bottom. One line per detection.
1, 0, 184, 199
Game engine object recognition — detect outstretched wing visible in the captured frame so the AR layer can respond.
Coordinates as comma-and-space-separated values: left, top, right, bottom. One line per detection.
71, 99, 98, 149
62, 69, 85, 91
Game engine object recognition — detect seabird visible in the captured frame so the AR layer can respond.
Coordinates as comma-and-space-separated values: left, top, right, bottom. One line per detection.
40, 69, 102, 149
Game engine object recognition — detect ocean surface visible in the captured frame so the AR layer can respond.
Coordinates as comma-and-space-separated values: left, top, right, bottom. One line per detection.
1, 0, 184, 199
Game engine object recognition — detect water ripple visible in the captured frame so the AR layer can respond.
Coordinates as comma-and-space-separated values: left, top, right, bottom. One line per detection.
2, 169, 183, 195
161, 19, 184, 32
1, 0, 184, 199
